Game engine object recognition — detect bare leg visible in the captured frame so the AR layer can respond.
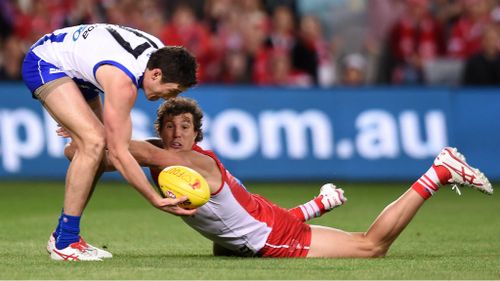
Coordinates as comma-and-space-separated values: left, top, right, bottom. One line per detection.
63, 141, 106, 210
43, 82, 105, 216
84, 161, 105, 208
62, 96, 105, 210
307, 147, 492, 258
307, 188, 424, 258
363, 189, 424, 254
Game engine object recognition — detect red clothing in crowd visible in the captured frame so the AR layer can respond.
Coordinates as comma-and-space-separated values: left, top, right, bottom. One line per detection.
159, 16, 218, 82
447, 16, 490, 58
389, 16, 446, 62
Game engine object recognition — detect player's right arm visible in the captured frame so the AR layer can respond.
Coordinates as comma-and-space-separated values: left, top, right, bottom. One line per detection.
128, 139, 189, 169
65, 139, 187, 171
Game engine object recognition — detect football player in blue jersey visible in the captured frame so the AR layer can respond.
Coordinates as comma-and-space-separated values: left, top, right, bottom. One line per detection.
21, 24, 198, 261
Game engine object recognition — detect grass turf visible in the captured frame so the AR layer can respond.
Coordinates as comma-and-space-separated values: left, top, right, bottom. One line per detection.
0, 180, 498, 280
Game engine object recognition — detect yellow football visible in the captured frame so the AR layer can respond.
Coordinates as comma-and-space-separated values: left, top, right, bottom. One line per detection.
157, 165, 210, 209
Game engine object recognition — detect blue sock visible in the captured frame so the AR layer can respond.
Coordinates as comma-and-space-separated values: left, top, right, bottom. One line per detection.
53, 208, 64, 238
55, 213, 81, 250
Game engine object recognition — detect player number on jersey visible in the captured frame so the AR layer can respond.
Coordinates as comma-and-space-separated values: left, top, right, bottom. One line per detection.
106, 26, 159, 59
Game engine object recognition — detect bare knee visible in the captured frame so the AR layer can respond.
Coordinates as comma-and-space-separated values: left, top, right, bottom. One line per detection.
73, 130, 105, 162
359, 235, 389, 258
343, 233, 387, 258
84, 133, 106, 160
367, 245, 388, 258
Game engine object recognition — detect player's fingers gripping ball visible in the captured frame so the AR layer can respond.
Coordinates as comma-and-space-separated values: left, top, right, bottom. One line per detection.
157, 166, 210, 209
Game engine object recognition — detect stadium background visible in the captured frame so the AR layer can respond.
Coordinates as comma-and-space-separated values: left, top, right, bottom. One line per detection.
0, 0, 499, 182
1, 2, 500, 279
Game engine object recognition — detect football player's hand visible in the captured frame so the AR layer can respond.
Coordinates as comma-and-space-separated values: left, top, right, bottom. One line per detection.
320, 184, 347, 210
56, 124, 71, 138
154, 196, 197, 216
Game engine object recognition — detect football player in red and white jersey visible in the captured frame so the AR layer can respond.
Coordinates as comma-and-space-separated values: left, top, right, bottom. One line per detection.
66, 97, 492, 258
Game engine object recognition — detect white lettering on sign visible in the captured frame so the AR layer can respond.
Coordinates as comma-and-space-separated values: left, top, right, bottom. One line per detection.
0, 107, 448, 173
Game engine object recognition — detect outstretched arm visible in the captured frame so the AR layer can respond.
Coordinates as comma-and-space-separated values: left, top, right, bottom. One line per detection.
65, 137, 193, 215
95, 65, 194, 216
65, 138, 187, 172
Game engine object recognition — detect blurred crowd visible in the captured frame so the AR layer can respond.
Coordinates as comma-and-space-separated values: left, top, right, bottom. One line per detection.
1, 0, 500, 87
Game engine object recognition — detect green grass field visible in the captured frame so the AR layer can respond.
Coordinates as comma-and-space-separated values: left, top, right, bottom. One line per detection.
0, 180, 498, 280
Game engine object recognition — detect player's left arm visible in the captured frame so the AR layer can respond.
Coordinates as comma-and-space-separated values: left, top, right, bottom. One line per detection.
96, 65, 195, 215
97, 65, 155, 188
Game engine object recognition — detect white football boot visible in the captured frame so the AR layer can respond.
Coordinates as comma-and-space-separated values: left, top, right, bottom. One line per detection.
47, 234, 113, 259
319, 183, 347, 210
50, 238, 102, 261
434, 147, 493, 195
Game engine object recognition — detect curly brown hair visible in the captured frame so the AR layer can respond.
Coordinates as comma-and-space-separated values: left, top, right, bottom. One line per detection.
147, 46, 198, 88
154, 97, 204, 143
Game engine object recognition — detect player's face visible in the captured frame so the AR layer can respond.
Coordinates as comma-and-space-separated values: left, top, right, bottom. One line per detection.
160, 113, 198, 151
143, 68, 187, 100
145, 82, 186, 101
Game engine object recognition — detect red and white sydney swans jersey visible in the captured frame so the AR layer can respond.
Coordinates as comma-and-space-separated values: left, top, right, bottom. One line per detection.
182, 145, 311, 257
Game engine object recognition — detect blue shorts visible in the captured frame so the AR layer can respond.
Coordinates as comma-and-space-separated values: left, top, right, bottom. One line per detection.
21, 51, 100, 101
